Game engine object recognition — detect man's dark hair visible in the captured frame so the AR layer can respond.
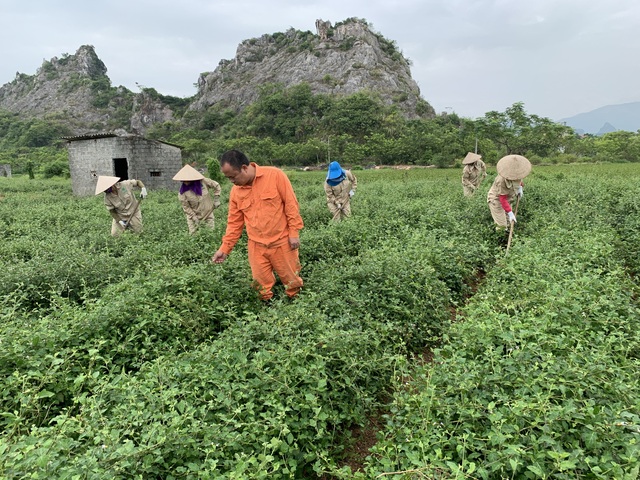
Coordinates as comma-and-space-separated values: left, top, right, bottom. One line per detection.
220, 150, 250, 171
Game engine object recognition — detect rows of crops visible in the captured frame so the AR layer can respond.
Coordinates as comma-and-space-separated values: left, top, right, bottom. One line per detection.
1, 165, 638, 478
356, 166, 640, 479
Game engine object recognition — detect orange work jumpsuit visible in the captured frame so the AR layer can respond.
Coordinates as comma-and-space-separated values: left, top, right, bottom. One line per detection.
220, 163, 304, 300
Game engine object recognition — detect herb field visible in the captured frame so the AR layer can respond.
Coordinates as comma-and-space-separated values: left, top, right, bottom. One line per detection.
1, 164, 639, 479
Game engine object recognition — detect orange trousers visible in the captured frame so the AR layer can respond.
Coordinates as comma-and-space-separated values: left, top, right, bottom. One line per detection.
248, 239, 303, 300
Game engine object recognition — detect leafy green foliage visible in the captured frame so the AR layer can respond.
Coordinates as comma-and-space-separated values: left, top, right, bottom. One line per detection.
139, 87, 193, 117
1, 140, 640, 477
243, 83, 332, 143
0, 112, 70, 150
476, 102, 575, 158
0, 168, 498, 477
358, 164, 640, 479
41, 159, 69, 178
205, 156, 224, 183
325, 92, 384, 140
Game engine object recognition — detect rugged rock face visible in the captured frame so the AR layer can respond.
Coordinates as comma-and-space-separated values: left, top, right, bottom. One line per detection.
130, 90, 175, 135
0, 46, 113, 128
0, 18, 434, 135
190, 18, 434, 118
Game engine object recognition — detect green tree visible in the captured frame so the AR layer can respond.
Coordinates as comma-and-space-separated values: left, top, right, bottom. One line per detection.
42, 160, 70, 178
476, 102, 572, 157
205, 157, 224, 182
324, 91, 384, 140
593, 131, 640, 162
26, 159, 35, 179
20, 120, 70, 148
245, 83, 331, 143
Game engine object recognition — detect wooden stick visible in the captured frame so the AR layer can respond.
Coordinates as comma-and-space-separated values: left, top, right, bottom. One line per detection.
123, 196, 143, 229
505, 195, 521, 255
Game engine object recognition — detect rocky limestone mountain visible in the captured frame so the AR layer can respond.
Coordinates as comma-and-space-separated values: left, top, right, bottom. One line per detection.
0, 18, 434, 136
190, 18, 433, 119
0, 45, 129, 130
0, 45, 182, 136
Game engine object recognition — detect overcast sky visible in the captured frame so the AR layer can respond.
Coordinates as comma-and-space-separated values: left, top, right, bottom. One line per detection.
2, 0, 639, 121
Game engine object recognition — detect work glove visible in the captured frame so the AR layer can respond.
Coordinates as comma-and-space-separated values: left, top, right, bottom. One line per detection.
349, 189, 355, 197
516, 186, 523, 198
119, 220, 127, 228
507, 211, 517, 223
213, 196, 221, 209
140, 187, 148, 199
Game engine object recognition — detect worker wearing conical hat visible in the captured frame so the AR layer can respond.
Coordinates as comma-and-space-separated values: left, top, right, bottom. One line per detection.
95, 176, 147, 236
487, 154, 532, 230
324, 161, 357, 222
173, 164, 222, 235
461, 152, 486, 197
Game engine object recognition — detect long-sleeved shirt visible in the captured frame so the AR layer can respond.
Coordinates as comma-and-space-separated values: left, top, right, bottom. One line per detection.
104, 179, 143, 221
324, 170, 357, 207
221, 163, 303, 254
179, 178, 221, 220
462, 160, 487, 187
487, 175, 523, 213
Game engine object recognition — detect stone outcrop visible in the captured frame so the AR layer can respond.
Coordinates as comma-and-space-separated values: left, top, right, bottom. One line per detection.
0, 46, 113, 128
316, 19, 332, 40
130, 90, 175, 135
0, 18, 434, 135
190, 18, 434, 119
0, 45, 167, 135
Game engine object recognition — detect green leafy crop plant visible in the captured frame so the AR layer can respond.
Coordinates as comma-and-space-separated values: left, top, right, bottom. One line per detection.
0, 166, 564, 478
360, 164, 640, 480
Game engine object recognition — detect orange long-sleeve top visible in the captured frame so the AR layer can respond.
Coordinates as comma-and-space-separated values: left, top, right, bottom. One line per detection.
220, 163, 304, 254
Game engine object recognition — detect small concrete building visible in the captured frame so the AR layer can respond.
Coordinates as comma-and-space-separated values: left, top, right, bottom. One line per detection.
64, 133, 182, 196
0, 164, 11, 177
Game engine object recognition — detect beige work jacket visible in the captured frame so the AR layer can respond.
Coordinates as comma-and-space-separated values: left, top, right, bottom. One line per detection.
487, 175, 519, 203
324, 170, 357, 206
179, 178, 222, 221
462, 160, 487, 187
104, 179, 143, 221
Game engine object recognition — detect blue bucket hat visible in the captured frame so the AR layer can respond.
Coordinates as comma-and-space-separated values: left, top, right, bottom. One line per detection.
327, 161, 344, 180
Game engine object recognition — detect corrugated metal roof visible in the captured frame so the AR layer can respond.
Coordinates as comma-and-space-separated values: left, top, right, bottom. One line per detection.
62, 133, 182, 149
155, 139, 183, 149
62, 133, 118, 141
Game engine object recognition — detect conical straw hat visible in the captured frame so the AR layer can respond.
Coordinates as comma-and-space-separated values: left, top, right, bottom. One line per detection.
173, 164, 205, 181
496, 154, 532, 180
462, 152, 482, 165
95, 175, 120, 195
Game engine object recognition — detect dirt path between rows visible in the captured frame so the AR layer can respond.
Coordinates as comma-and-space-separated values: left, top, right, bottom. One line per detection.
323, 268, 486, 477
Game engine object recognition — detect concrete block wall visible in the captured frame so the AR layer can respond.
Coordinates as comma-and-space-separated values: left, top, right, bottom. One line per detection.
67, 136, 182, 197
124, 137, 182, 192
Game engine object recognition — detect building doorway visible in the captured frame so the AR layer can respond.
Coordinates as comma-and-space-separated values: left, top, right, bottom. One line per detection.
113, 158, 129, 180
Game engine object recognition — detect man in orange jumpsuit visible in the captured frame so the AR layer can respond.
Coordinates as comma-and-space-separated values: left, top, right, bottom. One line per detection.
211, 150, 304, 301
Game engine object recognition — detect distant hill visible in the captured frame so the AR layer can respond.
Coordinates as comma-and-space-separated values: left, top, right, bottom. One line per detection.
189, 18, 433, 120
0, 18, 434, 136
559, 102, 640, 135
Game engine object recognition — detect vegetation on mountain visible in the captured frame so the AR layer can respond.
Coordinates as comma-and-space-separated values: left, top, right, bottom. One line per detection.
4, 93, 640, 179
1, 19, 640, 175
